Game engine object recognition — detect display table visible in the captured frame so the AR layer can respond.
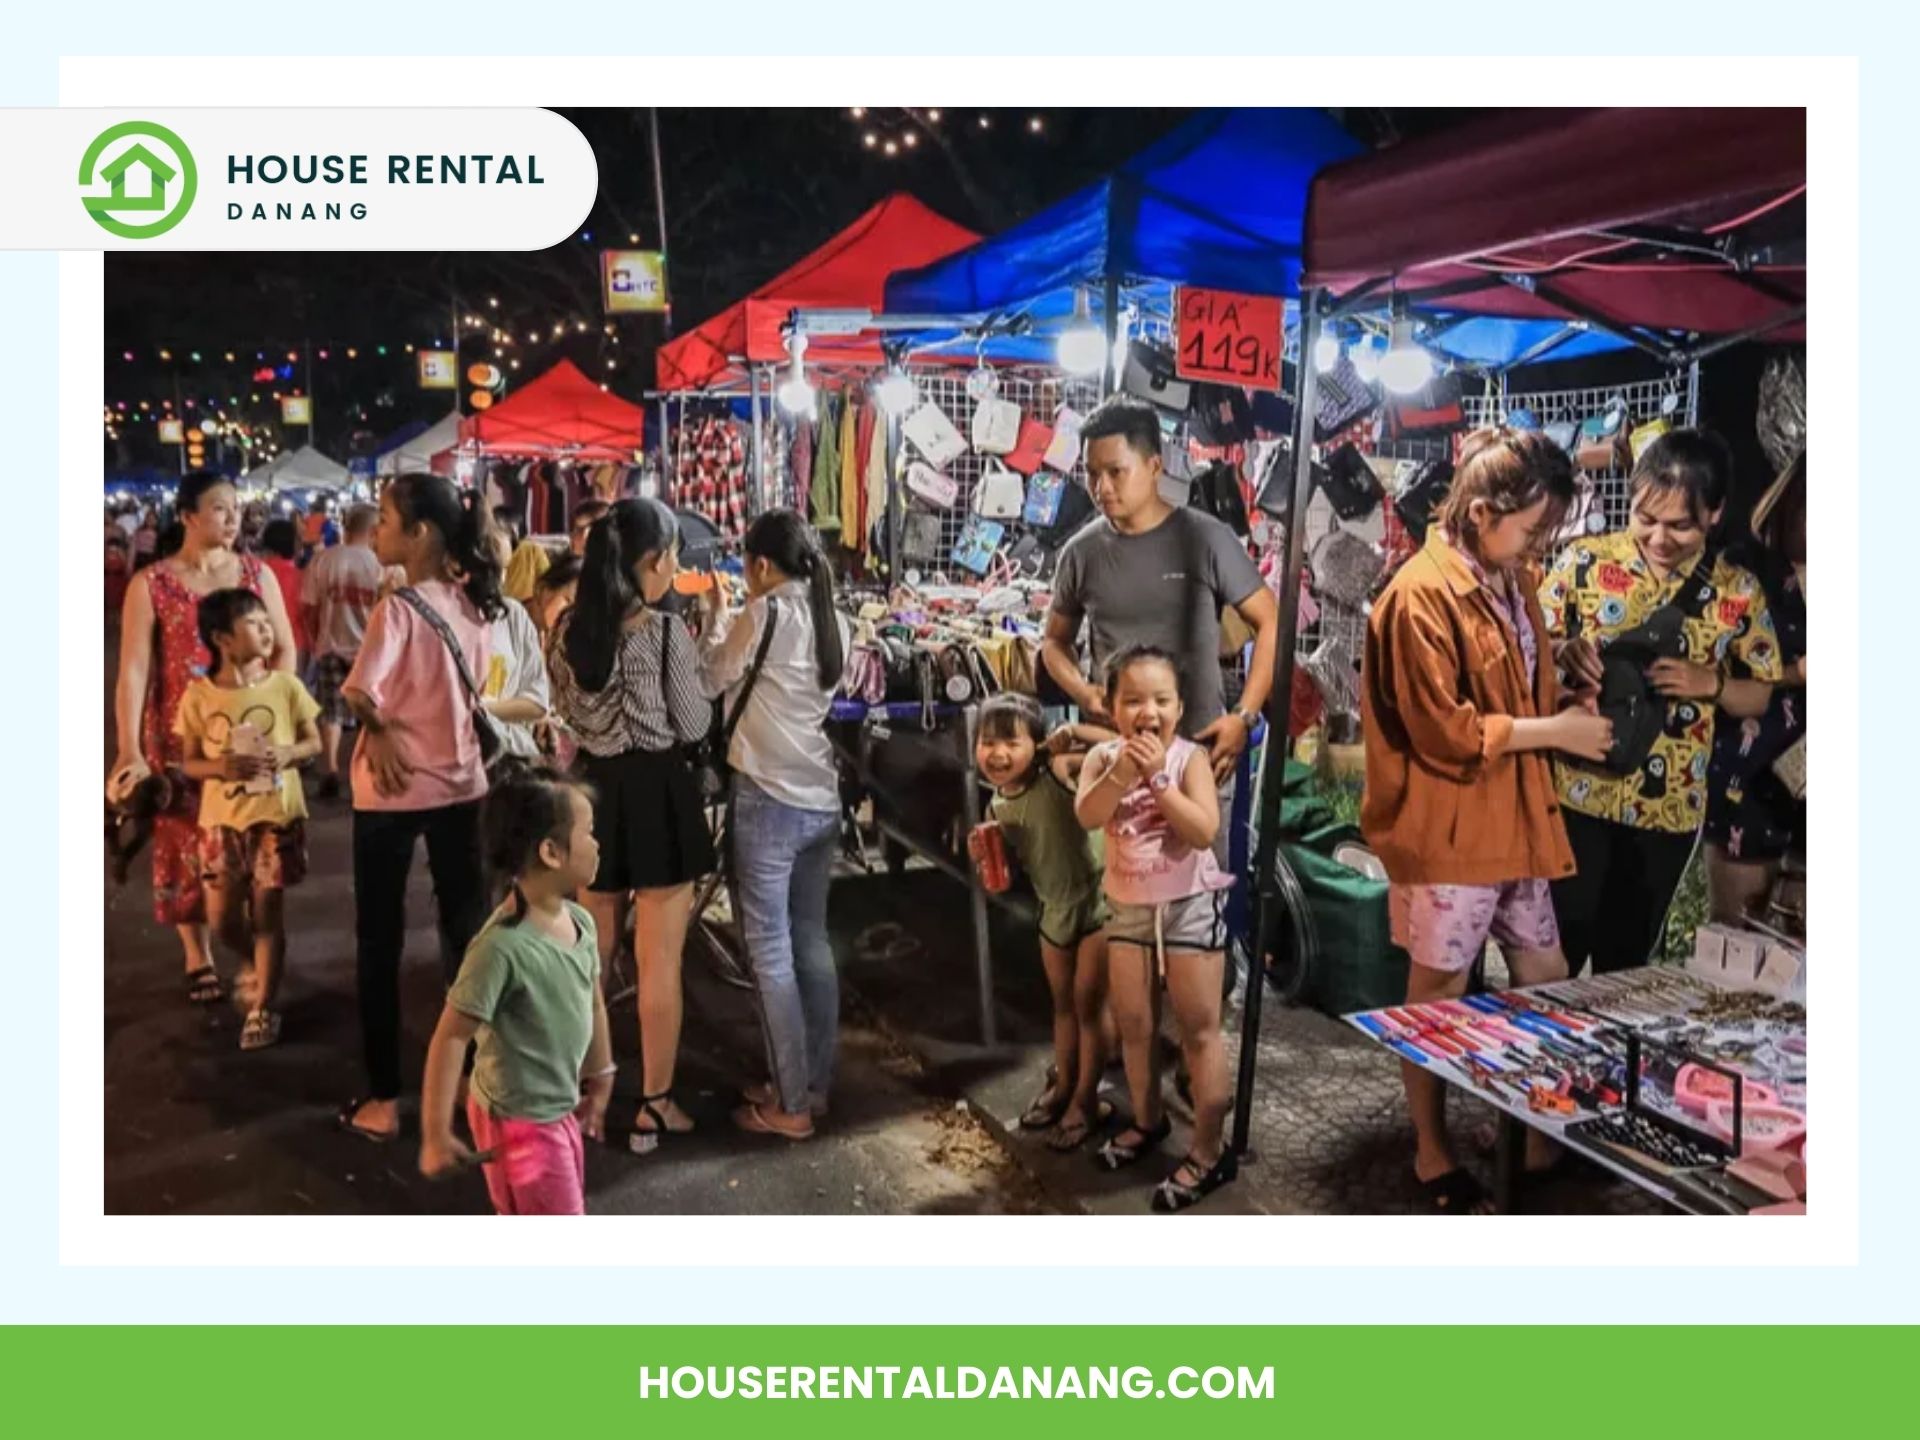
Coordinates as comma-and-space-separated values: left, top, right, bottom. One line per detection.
1346, 967, 1808, 1214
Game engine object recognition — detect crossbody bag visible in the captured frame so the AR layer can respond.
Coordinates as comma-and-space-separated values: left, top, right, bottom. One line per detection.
395, 586, 507, 776
666, 600, 780, 802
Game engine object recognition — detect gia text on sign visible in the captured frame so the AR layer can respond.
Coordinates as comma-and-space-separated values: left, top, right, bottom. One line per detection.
1175, 286, 1282, 392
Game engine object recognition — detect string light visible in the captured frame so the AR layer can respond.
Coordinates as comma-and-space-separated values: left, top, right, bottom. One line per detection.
158, 349, 172, 361
1029, 116, 1044, 133
927, 109, 941, 122
864, 133, 878, 150
979, 115, 991, 129
883, 140, 898, 156
850, 106, 865, 119
903, 132, 918, 149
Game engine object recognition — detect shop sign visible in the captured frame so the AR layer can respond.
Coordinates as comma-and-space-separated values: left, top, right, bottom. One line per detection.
280, 395, 312, 425
417, 349, 457, 390
156, 417, 184, 444
601, 249, 669, 314
1174, 286, 1282, 392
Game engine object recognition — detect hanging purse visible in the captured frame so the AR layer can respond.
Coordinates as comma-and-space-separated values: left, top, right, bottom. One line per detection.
1392, 457, 1455, 543
935, 645, 974, 703
1318, 442, 1385, 523
1122, 339, 1192, 413
1023, 467, 1068, 528
1187, 382, 1255, 446
972, 459, 1026, 521
1005, 415, 1054, 475
902, 510, 943, 560
902, 400, 967, 468
1630, 417, 1672, 463
1253, 439, 1299, 520
905, 460, 959, 510
1042, 406, 1084, 473
970, 394, 1021, 456
951, 515, 1005, 576
1309, 528, 1386, 608
1388, 371, 1466, 437
1575, 397, 1632, 475
1189, 460, 1251, 539
1314, 352, 1377, 442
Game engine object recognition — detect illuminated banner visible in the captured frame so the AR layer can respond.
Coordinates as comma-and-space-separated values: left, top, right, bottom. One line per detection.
280, 395, 312, 425
601, 249, 669, 314
417, 349, 457, 389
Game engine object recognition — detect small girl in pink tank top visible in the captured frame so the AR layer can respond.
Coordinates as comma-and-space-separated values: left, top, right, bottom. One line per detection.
1074, 644, 1237, 1213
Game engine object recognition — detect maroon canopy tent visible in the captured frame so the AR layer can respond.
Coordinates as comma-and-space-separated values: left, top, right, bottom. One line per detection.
1301, 107, 1806, 352
1232, 108, 1809, 1157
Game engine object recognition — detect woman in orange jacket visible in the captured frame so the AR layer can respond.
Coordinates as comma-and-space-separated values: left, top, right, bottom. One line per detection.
1361, 430, 1612, 1213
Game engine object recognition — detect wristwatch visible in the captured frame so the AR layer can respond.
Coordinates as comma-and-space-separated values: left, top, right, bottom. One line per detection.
1234, 708, 1260, 732
1148, 771, 1174, 795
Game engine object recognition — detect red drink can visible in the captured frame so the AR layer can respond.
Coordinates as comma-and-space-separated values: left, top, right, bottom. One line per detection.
968, 821, 1011, 894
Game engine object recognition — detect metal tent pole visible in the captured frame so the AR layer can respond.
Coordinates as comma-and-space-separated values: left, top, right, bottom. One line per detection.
1229, 293, 1324, 1160
884, 405, 902, 583
748, 364, 765, 518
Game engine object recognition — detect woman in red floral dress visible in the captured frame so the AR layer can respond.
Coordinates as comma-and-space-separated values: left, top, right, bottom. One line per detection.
111, 472, 299, 1001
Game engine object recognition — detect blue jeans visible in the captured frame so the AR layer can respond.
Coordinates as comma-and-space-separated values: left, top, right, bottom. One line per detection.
732, 776, 841, 1115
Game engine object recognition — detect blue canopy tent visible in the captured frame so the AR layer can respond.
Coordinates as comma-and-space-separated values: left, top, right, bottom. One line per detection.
883, 108, 1628, 373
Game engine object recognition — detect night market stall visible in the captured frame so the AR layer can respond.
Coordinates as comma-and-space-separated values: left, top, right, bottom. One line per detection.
1264, 106, 1808, 1210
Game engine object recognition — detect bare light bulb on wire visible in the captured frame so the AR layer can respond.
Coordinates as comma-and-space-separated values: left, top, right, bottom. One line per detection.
1056, 287, 1106, 376
1378, 315, 1435, 395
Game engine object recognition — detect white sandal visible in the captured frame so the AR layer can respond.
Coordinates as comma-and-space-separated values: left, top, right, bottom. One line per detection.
240, 1009, 282, 1051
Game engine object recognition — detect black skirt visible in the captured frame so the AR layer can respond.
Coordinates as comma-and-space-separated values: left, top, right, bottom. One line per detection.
576, 746, 716, 892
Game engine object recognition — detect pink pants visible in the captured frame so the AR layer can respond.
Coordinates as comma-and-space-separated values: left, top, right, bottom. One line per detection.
466, 1098, 585, 1216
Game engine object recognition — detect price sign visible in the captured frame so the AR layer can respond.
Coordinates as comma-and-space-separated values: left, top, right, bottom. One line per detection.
1174, 286, 1283, 392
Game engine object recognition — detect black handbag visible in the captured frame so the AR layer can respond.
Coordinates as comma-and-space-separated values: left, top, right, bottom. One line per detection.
1388, 372, 1466, 437
666, 601, 778, 802
395, 586, 507, 776
1318, 442, 1384, 523
1590, 549, 1718, 776
1189, 460, 1251, 538
1122, 339, 1192, 413
1392, 457, 1455, 543
1187, 382, 1256, 446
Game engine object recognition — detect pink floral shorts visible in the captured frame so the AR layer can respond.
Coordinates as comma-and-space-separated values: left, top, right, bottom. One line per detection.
1389, 879, 1559, 975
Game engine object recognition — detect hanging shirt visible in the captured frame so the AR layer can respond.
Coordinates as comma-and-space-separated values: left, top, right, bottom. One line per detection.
864, 413, 890, 565
837, 395, 861, 543
810, 394, 841, 535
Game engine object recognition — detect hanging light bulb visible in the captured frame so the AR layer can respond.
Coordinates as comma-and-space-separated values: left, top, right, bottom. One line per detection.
1056, 287, 1106, 376
1378, 314, 1435, 395
876, 367, 919, 416
1349, 332, 1383, 384
776, 333, 815, 415
1312, 328, 1342, 374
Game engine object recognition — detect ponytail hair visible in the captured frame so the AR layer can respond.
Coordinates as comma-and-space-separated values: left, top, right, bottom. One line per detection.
743, 508, 843, 692
564, 497, 679, 693
386, 473, 506, 621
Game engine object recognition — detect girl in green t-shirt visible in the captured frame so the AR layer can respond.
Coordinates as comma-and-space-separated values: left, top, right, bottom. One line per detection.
973, 695, 1115, 1152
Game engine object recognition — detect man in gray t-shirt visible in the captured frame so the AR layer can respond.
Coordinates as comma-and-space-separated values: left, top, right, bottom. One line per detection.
1043, 396, 1279, 784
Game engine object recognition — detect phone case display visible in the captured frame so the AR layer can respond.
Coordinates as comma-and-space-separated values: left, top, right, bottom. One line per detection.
1346, 966, 1808, 1213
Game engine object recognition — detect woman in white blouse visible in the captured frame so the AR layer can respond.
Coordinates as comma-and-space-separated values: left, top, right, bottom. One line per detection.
699, 509, 850, 1142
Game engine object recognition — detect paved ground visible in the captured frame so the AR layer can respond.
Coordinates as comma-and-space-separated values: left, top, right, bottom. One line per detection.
104, 628, 1656, 1216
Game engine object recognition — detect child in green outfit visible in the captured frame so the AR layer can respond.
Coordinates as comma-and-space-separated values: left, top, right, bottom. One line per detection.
974, 694, 1115, 1151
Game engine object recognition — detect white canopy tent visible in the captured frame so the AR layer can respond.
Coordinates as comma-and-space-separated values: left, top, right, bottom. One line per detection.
375, 411, 462, 477
243, 444, 351, 492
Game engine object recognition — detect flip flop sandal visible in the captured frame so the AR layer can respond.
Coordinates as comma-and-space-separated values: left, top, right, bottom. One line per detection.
1095, 1115, 1172, 1172
184, 967, 225, 1005
1417, 1167, 1492, 1214
731, 1100, 815, 1142
336, 1098, 399, 1144
1046, 1100, 1114, 1153
1152, 1151, 1240, 1213
239, 1009, 282, 1051
1018, 1065, 1066, 1130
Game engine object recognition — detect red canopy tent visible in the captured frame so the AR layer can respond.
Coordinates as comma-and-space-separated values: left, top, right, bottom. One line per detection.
1302, 107, 1806, 349
654, 193, 979, 392
459, 359, 647, 460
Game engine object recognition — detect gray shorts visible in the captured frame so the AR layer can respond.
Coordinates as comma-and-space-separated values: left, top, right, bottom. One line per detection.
1106, 889, 1230, 956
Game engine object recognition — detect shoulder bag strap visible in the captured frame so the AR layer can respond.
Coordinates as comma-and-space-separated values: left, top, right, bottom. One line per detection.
717, 600, 780, 752
395, 585, 483, 708
1668, 546, 1721, 622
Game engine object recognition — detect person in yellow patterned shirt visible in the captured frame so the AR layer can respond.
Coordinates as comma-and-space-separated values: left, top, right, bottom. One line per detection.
1540, 430, 1782, 974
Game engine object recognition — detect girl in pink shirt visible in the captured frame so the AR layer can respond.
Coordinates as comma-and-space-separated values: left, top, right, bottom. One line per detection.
337, 474, 503, 1144
1075, 645, 1237, 1212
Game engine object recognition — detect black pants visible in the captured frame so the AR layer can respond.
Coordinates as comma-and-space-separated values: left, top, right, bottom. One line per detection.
352, 801, 487, 1099
1552, 810, 1698, 976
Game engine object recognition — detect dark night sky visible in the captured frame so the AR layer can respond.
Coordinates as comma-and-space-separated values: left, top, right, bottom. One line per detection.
104, 107, 1478, 470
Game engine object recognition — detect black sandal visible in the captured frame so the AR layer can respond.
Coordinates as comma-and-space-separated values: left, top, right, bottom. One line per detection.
1095, 1115, 1172, 1172
336, 1098, 399, 1144
629, 1091, 693, 1156
1417, 1167, 1492, 1214
184, 967, 224, 1005
1152, 1151, 1239, 1213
